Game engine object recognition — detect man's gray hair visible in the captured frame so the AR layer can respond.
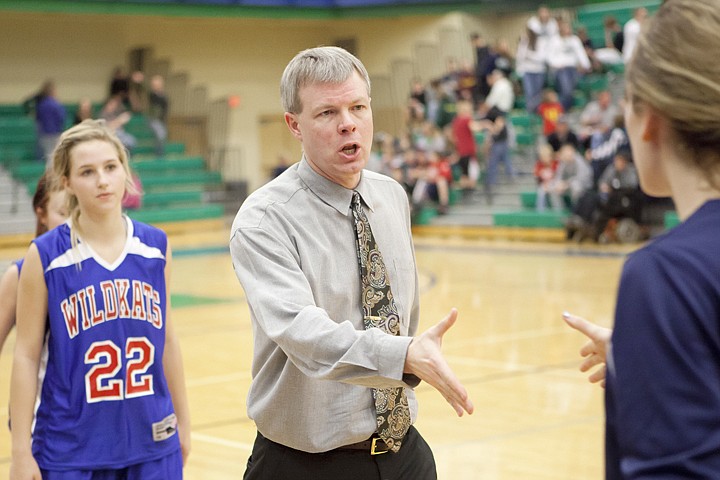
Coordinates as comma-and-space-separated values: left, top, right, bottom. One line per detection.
280, 46, 371, 114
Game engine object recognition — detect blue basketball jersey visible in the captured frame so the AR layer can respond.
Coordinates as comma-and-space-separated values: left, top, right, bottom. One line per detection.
31, 217, 179, 470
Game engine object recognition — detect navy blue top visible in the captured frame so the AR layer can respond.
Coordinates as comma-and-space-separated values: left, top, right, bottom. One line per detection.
606, 199, 720, 478
36, 96, 66, 135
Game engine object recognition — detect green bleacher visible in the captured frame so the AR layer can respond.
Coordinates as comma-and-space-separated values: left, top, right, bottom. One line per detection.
0, 112, 38, 179
0, 104, 224, 227
493, 210, 567, 228
575, 0, 661, 49
509, 112, 541, 151
493, 189, 569, 228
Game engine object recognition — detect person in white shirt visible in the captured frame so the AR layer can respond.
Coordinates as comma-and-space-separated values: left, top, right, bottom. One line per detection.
527, 5, 559, 38
516, 27, 547, 113
547, 19, 592, 112
622, 7, 648, 63
483, 69, 515, 114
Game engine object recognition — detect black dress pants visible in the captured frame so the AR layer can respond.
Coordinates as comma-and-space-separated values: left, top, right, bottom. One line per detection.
243, 426, 437, 480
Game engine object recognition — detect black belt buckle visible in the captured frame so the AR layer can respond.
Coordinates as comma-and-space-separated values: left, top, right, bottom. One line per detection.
370, 437, 389, 455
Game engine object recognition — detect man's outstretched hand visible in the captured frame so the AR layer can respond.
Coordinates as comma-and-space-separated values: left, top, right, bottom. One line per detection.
405, 308, 474, 416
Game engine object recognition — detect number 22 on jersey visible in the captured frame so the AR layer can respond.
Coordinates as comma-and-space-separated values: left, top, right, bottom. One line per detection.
84, 337, 155, 403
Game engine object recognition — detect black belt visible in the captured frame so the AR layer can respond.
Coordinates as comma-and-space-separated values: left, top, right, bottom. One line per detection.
337, 435, 390, 455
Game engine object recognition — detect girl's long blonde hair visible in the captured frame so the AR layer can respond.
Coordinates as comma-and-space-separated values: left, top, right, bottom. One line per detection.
49, 119, 137, 249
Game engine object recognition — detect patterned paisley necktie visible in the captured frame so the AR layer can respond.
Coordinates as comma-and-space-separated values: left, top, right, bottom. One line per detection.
351, 191, 411, 453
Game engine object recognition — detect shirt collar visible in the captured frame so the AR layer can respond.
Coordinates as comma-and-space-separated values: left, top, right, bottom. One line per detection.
297, 157, 375, 215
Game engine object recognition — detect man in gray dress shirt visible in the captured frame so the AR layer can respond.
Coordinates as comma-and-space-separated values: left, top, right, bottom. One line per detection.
230, 46, 474, 480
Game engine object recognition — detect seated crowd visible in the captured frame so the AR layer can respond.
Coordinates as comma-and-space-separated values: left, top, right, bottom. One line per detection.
366, 4, 652, 243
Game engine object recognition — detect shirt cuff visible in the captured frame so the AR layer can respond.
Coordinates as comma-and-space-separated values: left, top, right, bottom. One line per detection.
378, 334, 416, 387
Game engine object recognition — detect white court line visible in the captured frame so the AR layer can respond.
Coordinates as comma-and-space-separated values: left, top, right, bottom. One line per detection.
191, 432, 253, 451
443, 355, 547, 371
447, 325, 571, 348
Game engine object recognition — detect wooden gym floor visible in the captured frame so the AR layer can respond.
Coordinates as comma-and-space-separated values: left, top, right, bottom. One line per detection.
0, 224, 635, 479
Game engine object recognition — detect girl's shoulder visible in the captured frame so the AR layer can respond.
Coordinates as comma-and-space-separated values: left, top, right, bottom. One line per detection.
130, 218, 166, 240
128, 218, 168, 255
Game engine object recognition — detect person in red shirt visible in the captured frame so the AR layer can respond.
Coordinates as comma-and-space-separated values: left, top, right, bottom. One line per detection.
450, 100, 481, 192
537, 89, 564, 136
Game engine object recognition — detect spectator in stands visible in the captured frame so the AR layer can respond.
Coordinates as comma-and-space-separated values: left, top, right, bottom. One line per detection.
441, 57, 461, 101
109, 66, 130, 104
414, 121, 447, 155
108, 66, 145, 111
409, 77, 427, 114
470, 32, 492, 101
450, 100, 480, 194
397, 148, 424, 202
406, 96, 425, 132
128, 70, 147, 112
491, 39, 515, 79
622, 7, 648, 63
478, 103, 514, 203
527, 5, 559, 39
585, 114, 629, 185
576, 26, 603, 73
548, 143, 592, 212
389, 135, 416, 189
591, 150, 640, 241
34, 80, 67, 164
515, 27, 547, 114
547, 115, 580, 153
100, 93, 136, 152
410, 149, 451, 215
408, 79, 427, 130
425, 79, 442, 127
481, 69, 514, 114
456, 60, 477, 104
594, 15, 623, 67
547, 19, 592, 112
568, 147, 641, 242
537, 89, 564, 136
72, 97, 94, 126
605, 15, 624, 52
148, 74, 169, 157
579, 89, 619, 150
435, 81, 457, 130
534, 143, 559, 212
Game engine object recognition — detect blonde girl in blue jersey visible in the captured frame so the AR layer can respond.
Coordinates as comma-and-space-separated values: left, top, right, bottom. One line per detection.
9, 119, 190, 479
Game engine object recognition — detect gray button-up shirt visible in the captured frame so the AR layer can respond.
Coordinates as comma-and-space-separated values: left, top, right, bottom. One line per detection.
230, 159, 420, 453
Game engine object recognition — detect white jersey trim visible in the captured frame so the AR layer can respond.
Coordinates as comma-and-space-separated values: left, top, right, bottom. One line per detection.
45, 217, 165, 273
